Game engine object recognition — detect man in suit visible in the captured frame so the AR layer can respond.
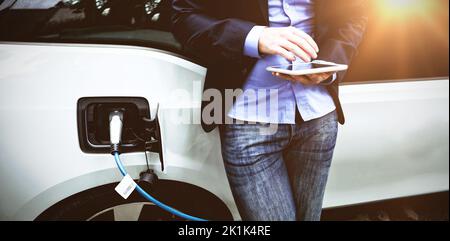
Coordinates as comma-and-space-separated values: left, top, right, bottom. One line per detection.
172, 0, 368, 221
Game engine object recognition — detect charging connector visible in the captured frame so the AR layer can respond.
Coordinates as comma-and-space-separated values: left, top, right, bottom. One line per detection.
109, 111, 123, 154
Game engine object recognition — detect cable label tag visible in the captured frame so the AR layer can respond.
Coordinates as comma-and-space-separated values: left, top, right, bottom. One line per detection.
115, 174, 137, 199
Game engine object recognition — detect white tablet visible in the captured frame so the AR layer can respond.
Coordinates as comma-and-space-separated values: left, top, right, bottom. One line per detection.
266, 60, 348, 76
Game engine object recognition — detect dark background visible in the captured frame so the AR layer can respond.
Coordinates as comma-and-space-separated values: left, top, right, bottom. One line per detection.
1, 0, 449, 82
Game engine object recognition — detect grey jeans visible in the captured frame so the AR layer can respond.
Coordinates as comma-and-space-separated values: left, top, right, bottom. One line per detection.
220, 111, 338, 221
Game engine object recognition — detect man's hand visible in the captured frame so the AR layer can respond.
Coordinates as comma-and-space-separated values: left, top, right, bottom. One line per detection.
258, 26, 319, 62
259, 26, 331, 85
272, 72, 334, 85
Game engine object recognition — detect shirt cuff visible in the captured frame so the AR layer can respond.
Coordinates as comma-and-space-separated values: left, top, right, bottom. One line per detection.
243, 26, 266, 58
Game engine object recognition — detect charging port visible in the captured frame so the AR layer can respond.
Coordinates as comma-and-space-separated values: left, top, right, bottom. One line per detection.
77, 97, 151, 154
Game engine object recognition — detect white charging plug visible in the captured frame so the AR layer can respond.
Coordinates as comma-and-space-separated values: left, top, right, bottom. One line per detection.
110, 111, 123, 154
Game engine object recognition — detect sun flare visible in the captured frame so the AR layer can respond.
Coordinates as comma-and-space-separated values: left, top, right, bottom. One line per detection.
375, 0, 436, 20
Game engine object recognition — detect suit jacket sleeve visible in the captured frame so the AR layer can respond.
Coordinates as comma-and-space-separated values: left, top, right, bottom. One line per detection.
317, 0, 369, 83
171, 0, 256, 64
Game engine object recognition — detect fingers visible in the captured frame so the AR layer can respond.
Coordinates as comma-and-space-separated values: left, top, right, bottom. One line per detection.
279, 39, 312, 62
283, 27, 319, 62
305, 73, 328, 84
272, 72, 335, 85
295, 75, 316, 85
272, 46, 296, 62
272, 73, 315, 85
272, 72, 295, 81
307, 75, 323, 84
315, 72, 334, 82
286, 34, 318, 60
259, 27, 320, 62
291, 27, 319, 53
304, 72, 334, 84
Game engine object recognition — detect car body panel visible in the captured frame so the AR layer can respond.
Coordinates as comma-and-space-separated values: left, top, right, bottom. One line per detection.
0, 42, 448, 220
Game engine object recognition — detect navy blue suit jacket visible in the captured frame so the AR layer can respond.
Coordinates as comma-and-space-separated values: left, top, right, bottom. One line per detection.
171, 0, 368, 132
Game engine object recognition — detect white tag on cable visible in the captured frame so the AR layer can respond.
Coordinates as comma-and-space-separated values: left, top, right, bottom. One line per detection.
115, 174, 137, 199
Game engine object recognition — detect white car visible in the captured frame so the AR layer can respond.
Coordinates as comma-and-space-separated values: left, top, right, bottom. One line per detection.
0, 0, 448, 221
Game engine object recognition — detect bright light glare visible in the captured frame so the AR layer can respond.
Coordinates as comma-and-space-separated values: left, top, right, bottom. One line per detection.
368, 0, 447, 78
384, 0, 421, 8
375, 0, 435, 20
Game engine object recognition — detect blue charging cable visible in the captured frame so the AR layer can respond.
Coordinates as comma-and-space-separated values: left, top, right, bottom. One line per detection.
113, 152, 206, 221
110, 111, 206, 221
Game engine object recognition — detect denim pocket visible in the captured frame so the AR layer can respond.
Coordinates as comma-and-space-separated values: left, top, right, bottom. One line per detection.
220, 123, 289, 161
